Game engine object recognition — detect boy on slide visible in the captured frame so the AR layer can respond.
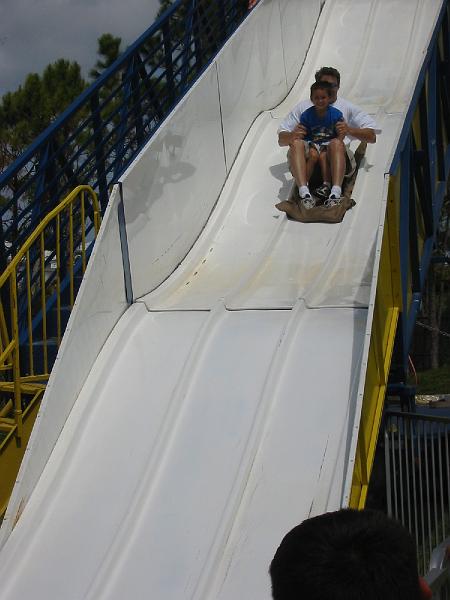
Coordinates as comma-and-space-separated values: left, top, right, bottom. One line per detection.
297, 81, 344, 208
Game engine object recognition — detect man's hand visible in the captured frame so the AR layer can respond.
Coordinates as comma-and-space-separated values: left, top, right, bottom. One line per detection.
292, 124, 307, 139
335, 120, 349, 139
336, 119, 376, 143
278, 124, 307, 146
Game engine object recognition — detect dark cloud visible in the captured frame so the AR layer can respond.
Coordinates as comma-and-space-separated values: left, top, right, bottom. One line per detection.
0, 0, 161, 95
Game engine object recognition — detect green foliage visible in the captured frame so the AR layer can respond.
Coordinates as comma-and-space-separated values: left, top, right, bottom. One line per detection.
0, 60, 87, 181
410, 194, 450, 371
0, 59, 86, 202
0, 33, 120, 200
0, 33, 121, 179
157, 0, 175, 15
87, 34, 124, 165
89, 33, 122, 80
0, 60, 87, 248
0, 74, 46, 161
43, 59, 86, 119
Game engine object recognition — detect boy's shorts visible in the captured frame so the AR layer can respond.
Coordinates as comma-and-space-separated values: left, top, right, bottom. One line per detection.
287, 142, 356, 178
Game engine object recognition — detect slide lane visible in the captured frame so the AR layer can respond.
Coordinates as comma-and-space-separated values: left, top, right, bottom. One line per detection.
0, 300, 366, 599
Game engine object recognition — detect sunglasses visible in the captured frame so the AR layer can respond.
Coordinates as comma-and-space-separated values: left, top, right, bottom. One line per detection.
319, 80, 339, 88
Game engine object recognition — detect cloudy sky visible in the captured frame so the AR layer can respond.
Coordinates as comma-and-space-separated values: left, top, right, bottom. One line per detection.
0, 0, 162, 96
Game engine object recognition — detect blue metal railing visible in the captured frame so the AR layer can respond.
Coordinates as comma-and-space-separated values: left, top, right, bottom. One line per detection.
388, 0, 450, 384
0, 0, 249, 270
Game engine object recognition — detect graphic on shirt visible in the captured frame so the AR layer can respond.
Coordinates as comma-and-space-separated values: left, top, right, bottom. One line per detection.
300, 106, 343, 145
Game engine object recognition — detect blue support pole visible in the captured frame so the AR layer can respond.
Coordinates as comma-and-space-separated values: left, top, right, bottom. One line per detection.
90, 92, 109, 210
180, 0, 196, 91
399, 132, 412, 374
162, 20, 175, 108
427, 45, 438, 212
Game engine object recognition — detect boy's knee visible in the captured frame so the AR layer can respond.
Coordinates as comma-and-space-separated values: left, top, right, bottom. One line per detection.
329, 138, 344, 152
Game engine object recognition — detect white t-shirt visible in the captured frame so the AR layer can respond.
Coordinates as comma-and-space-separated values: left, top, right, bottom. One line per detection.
278, 97, 380, 144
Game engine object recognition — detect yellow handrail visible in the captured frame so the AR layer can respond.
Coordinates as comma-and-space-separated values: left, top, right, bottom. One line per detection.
0, 186, 100, 288
0, 185, 100, 443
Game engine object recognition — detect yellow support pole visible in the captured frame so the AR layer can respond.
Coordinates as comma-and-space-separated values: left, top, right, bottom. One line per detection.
0, 399, 13, 418
349, 176, 402, 509
81, 190, 86, 273
69, 202, 74, 307
56, 213, 62, 346
9, 270, 23, 443
40, 231, 48, 375
26, 250, 34, 375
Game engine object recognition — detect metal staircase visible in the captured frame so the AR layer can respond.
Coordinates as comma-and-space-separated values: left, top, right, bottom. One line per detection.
0, 186, 100, 516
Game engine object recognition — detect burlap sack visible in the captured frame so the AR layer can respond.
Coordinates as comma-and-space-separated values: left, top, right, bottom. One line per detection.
276, 141, 365, 223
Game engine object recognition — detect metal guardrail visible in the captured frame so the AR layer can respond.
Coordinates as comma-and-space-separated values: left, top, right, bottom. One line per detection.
387, 0, 450, 385
0, 0, 249, 271
0, 186, 100, 444
385, 411, 450, 575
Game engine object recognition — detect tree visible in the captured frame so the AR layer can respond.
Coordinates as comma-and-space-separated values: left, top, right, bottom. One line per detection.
89, 33, 122, 80
423, 194, 450, 369
0, 60, 86, 152
0, 74, 47, 168
411, 191, 450, 371
0, 32, 120, 189
0, 61, 87, 247
43, 59, 86, 120
87, 34, 126, 179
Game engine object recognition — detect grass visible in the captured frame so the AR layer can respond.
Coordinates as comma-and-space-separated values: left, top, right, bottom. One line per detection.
415, 366, 450, 394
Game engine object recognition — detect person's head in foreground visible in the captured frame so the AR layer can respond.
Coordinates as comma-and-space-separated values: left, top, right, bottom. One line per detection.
269, 508, 432, 600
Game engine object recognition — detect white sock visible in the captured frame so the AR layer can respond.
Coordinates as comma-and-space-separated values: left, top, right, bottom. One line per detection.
299, 185, 310, 198
330, 185, 341, 198
323, 181, 331, 188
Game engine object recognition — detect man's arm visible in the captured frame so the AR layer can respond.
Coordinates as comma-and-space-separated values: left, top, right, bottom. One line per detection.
278, 124, 307, 147
335, 120, 376, 143
277, 99, 312, 146
339, 100, 378, 143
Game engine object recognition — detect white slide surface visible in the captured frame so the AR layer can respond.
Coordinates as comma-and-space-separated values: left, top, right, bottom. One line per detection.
0, 1, 444, 598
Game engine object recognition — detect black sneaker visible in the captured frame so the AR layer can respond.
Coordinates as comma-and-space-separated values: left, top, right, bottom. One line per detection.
314, 183, 331, 202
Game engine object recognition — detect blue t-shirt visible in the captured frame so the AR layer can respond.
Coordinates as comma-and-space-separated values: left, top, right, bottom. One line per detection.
300, 105, 343, 144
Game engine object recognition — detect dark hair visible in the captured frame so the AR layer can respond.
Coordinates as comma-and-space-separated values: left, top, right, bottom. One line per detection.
269, 509, 422, 600
315, 66, 341, 86
310, 81, 333, 99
